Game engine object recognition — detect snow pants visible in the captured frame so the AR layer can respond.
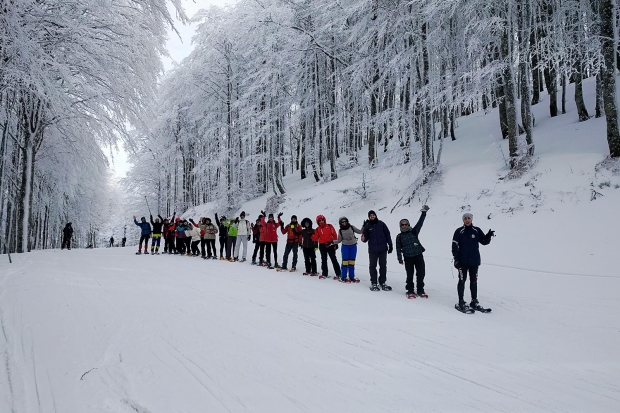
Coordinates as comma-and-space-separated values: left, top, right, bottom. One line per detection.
61, 237, 72, 250
457, 265, 478, 303
340, 244, 357, 280
319, 244, 341, 278
176, 237, 186, 254
219, 236, 227, 258
281, 242, 299, 269
368, 251, 387, 285
205, 239, 216, 257
252, 241, 263, 262
200, 238, 207, 257
404, 254, 425, 294
164, 235, 175, 253
302, 247, 317, 274
234, 235, 249, 260
151, 234, 161, 252
265, 242, 278, 265
138, 234, 150, 252
226, 236, 236, 259
191, 240, 200, 255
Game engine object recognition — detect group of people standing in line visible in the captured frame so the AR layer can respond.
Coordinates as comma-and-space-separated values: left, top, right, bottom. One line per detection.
132, 207, 495, 309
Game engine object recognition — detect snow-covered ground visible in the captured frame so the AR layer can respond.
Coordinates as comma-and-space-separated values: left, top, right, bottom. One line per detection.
2, 77, 620, 412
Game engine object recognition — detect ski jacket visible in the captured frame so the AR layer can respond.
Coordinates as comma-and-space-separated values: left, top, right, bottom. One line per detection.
187, 225, 202, 242
151, 215, 164, 235
452, 225, 491, 267
312, 223, 338, 245
261, 216, 281, 243
175, 223, 188, 239
62, 225, 73, 239
361, 219, 392, 253
215, 214, 228, 239
335, 225, 362, 246
202, 223, 218, 240
300, 219, 318, 249
134, 219, 152, 236
396, 212, 427, 262
281, 223, 302, 244
236, 219, 251, 236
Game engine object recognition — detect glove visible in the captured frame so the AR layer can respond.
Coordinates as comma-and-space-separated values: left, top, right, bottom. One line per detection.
314, 247, 318, 251
486, 229, 495, 238
363, 219, 368, 227
278, 212, 283, 218
261, 210, 266, 216
247, 235, 251, 241
421, 205, 430, 212
235, 217, 239, 223
333, 244, 338, 250
189, 218, 194, 222
453, 259, 460, 269
399, 260, 403, 265
388, 245, 393, 254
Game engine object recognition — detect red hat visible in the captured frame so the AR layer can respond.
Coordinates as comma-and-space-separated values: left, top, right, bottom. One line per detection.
316, 214, 326, 224
175, 217, 181, 221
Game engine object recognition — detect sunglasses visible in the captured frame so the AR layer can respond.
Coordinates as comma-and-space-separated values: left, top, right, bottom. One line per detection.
400, 223, 409, 227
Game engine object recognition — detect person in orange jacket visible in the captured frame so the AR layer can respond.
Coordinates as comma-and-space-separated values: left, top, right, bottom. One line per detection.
279, 215, 302, 271
311, 215, 341, 279
260, 211, 282, 268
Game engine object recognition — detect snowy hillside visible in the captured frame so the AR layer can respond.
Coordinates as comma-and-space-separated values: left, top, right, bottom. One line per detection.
1, 77, 620, 412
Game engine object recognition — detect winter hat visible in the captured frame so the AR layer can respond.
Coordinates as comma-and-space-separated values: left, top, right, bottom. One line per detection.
268, 213, 274, 219
291, 215, 297, 220
141, 216, 146, 220
205, 217, 211, 223
301, 218, 313, 228
462, 212, 473, 221
175, 217, 181, 221
399, 219, 411, 232
240, 211, 246, 218
339, 216, 349, 224
368, 210, 377, 218
221, 215, 227, 221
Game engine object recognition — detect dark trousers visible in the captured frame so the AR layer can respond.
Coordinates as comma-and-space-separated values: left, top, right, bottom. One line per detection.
62, 237, 71, 249
219, 237, 227, 257
225, 237, 236, 259
177, 237, 187, 254
265, 242, 278, 264
139, 234, 150, 251
252, 241, 262, 262
369, 251, 387, 285
302, 247, 317, 274
191, 240, 200, 255
184, 238, 191, 254
281, 243, 299, 268
404, 254, 426, 293
319, 244, 341, 277
205, 239, 216, 257
200, 238, 207, 257
164, 235, 175, 253
457, 265, 479, 303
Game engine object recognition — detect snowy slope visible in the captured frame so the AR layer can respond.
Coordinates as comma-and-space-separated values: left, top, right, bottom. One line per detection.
1, 77, 620, 412
1, 247, 619, 413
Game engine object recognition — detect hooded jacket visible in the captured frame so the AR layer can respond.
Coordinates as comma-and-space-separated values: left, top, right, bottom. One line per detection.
62, 224, 73, 239
300, 218, 317, 249
236, 218, 251, 236
261, 216, 281, 243
312, 221, 338, 245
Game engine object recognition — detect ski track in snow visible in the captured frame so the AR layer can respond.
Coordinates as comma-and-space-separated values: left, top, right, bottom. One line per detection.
0, 248, 619, 412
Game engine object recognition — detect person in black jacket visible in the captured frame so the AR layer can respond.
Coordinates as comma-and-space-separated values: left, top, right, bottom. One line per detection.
150, 214, 165, 254
215, 213, 228, 260
361, 210, 393, 291
109, 236, 114, 247
452, 212, 495, 310
121, 237, 126, 247
300, 218, 318, 275
61, 223, 73, 250
396, 205, 429, 297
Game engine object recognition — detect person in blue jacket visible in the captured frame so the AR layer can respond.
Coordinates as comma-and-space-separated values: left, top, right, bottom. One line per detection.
133, 215, 152, 255
361, 210, 393, 291
452, 212, 494, 310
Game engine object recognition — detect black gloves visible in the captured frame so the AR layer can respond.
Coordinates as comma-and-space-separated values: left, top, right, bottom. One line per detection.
189, 218, 194, 222
387, 245, 393, 254
486, 229, 495, 238
235, 217, 239, 223
278, 212, 283, 218
261, 210, 266, 216
247, 235, 251, 241
453, 259, 460, 269
363, 219, 368, 227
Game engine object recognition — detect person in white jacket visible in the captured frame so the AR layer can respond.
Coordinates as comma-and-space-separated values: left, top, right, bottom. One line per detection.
187, 222, 202, 256
234, 211, 252, 262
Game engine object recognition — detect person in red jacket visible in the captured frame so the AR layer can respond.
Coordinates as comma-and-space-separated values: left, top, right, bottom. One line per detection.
311, 215, 341, 279
260, 211, 282, 268
279, 215, 302, 271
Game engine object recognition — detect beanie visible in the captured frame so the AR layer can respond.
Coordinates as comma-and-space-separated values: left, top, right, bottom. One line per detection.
268, 213, 274, 219
291, 215, 297, 220
368, 210, 377, 218
462, 212, 473, 220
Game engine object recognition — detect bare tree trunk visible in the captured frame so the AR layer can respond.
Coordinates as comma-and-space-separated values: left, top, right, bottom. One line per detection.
519, 0, 535, 156
600, 0, 620, 157
595, 72, 604, 118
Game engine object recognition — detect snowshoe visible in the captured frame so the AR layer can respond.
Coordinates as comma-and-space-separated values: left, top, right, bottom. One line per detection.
338, 277, 350, 283
471, 300, 492, 313
239, 259, 246, 263
417, 292, 428, 298
290, 267, 296, 272
310, 273, 318, 277
380, 283, 392, 291
455, 302, 475, 314
135, 251, 142, 255
318, 274, 329, 279
369, 283, 380, 291
407, 292, 417, 299
251, 261, 257, 265
219, 257, 225, 261
277, 266, 288, 272
349, 278, 360, 283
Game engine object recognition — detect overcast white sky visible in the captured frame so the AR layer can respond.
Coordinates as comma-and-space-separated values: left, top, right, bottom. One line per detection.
109, 0, 236, 179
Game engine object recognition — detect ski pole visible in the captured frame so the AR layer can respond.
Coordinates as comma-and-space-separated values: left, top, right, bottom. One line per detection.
145, 196, 152, 215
